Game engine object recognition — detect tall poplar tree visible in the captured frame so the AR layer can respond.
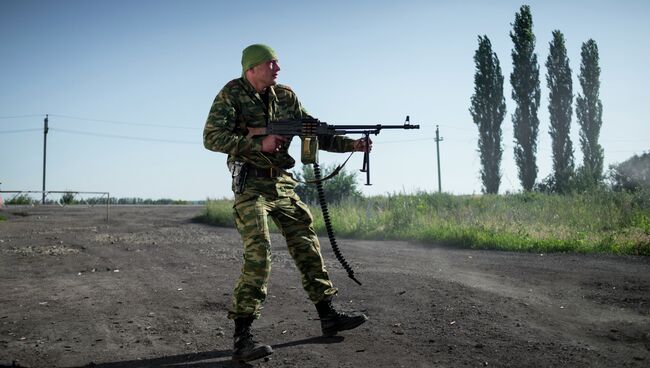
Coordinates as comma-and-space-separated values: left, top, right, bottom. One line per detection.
546, 30, 574, 193
576, 39, 604, 184
470, 35, 506, 194
510, 5, 541, 191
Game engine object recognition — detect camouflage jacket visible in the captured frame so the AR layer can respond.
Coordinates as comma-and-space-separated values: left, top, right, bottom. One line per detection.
203, 77, 355, 170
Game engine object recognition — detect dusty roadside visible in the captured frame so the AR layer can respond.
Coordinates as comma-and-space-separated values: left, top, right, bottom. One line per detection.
1, 205, 649, 367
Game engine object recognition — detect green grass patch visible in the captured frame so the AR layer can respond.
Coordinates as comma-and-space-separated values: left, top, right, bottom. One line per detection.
198, 191, 650, 255
194, 199, 235, 227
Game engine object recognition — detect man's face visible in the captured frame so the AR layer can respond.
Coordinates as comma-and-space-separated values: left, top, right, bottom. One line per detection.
250, 59, 280, 90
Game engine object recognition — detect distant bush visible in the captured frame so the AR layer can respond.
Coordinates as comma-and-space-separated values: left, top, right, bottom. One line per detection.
60, 191, 77, 205
609, 152, 650, 193
81, 197, 190, 205
6, 194, 34, 205
197, 199, 235, 227
293, 164, 362, 205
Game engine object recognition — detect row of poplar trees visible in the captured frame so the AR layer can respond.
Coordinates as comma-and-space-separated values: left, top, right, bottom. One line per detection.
470, 5, 604, 194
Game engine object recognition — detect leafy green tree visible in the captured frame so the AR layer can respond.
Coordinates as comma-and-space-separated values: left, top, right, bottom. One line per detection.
576, 39, 604, 185
510, 5, 541, 191
546, 30, 575, 193
470, 35, 506, 194
609, 152, 650, 193
294, 164, 362, 205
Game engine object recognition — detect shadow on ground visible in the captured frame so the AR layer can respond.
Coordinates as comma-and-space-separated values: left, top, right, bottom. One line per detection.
0, 336, 346, 368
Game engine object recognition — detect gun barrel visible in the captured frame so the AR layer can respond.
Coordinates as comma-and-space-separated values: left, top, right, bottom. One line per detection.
333, 124, 419, 129
330, 124, 420, 135
380, 124, 420, 129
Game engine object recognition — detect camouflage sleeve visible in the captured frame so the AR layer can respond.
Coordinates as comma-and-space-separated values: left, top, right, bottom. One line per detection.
319, 135, 356, 153
203, 85, 263, 155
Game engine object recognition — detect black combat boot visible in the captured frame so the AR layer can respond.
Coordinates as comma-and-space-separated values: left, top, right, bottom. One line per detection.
315, 298, 368, 337
232, 316, 273, 362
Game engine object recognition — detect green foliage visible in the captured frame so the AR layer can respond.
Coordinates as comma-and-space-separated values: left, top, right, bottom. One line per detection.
536, 164, 606, 194
293, 164, 362, 205
470, 35, 506, 194
197, 199, 235, 227
609, 152, 650, 193
323, 191, 649, 255
88, 197, 189, 205
576, 39, 604, 185
510, 5, 541, 191
569, 166, 607, 193
117, 197, 145, 205
83, 197, 111, 205
546, 30, 575, 193
60, 191, 76, 205
2, 194, 192, 206
6, 194, 34, 205
0, 214, 5, 222
198, 191, 650, 255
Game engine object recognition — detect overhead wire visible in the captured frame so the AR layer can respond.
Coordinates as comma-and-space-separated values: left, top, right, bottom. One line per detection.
50, 128, 198, 144
0, 128, 43, 134
0, 114, 45, 119
48, 113, 200, 130
1, 114, 647, 153
0, 113, 200, 143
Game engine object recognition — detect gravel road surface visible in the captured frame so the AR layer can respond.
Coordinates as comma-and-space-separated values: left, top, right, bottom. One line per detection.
1, 205, 648, 367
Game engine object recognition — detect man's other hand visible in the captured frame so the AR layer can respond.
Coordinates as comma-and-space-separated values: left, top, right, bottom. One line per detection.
352, 138, 373, 152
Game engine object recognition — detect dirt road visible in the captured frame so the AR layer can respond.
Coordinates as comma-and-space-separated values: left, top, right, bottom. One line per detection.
0, 205, 648, 367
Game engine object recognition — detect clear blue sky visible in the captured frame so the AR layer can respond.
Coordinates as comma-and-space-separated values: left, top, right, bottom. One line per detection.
1, 0, 648, 200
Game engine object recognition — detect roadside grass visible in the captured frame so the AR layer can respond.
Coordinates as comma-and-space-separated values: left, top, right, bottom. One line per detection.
199, 191, 650, 255
194, 199, 234, 227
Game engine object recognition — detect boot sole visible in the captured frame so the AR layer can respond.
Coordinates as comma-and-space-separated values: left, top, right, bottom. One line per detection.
322, 315, 369, 337
232, 346, 273, 362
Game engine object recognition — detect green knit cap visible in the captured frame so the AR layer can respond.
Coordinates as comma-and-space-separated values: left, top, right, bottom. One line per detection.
241, 44, 277, 73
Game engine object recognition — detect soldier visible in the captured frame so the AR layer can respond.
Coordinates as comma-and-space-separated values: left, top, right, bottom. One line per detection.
203, 44, 370, 363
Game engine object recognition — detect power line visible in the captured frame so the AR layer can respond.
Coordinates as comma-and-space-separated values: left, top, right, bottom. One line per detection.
0, 128, 42, 134
50, 128, 198, 144
4, 113, 645, 154
0, 114, 45, 120
435, 123, 476, 132
48, 114, 200, 130
375, 137, 435, 144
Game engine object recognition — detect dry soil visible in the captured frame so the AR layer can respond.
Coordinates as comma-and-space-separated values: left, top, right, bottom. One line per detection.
0, 205, 649, 368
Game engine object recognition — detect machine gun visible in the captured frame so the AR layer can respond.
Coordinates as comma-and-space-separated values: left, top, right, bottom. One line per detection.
247, 116, 420, 286
247, 116, 419, 185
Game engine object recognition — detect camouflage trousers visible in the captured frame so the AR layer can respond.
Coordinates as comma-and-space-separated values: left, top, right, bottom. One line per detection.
227, 193, 338, 319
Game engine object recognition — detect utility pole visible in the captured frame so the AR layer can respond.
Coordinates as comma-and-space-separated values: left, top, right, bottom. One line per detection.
435, 125, 443, 193
42, 114, 49, 204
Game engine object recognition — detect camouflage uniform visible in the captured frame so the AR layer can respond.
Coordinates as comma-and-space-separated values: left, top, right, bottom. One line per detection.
204, 77, 356, 320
